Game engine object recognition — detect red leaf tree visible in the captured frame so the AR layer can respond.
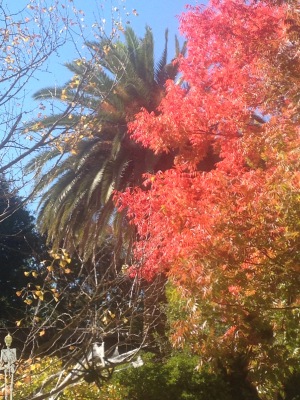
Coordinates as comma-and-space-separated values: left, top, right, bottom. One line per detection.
116, 0, 300, 397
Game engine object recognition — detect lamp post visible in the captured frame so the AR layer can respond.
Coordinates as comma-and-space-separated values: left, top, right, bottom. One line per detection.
0, 333, 17, 400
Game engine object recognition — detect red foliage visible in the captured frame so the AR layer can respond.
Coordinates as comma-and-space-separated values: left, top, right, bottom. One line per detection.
117, 0, 294, 277
128, 0, 286, 171
115, 0, 300, 390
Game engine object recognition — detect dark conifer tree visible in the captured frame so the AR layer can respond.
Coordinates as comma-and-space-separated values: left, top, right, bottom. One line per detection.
0, 178, 44, 325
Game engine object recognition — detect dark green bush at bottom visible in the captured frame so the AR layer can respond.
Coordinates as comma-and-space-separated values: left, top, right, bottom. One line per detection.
112, 353, 233, 400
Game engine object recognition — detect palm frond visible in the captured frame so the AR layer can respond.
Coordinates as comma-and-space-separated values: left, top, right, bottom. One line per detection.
28, 25, 183, 260
155, 29, 169, 86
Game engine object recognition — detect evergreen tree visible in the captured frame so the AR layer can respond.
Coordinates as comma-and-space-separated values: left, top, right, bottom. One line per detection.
27, 27, 185, 260
0, 178, 44, 325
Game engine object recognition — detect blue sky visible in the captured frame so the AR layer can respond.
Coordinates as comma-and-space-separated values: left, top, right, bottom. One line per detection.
28, 0, 197, 93
5, 0, 200, 114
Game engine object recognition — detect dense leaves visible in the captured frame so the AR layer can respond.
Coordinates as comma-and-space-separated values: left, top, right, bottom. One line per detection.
0, 178, 44, 325
14, 356, 101, 400
116, 0, 300, 397
28, 26, 184, 260
111, 352, 233, 400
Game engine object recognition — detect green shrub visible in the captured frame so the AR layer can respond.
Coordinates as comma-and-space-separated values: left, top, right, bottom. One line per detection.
110, 352, 233, 400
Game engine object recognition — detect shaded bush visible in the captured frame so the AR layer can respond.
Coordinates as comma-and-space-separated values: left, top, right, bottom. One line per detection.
111, 352, 233, 400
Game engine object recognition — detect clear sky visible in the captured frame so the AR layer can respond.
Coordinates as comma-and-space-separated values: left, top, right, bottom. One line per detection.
68, 0, 193, 52
28, 0, 197, 93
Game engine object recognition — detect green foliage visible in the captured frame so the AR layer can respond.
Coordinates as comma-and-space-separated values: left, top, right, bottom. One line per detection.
282, 372, 300, 400
14, 357, 62, 399
13, 356, 101, 400
0, 178, 45, 325
110, 352, 232, 400
12, 353, 300, 400
28, 26, 184, 260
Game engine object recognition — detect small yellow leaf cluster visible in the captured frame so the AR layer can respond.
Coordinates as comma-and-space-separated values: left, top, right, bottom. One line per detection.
101, 309, 116, 325
34, 290, 44, 301
24, 270, 38, 278
61, 89, 68, 101
49, 248, 72, 273
31, 121, 45, 131
17, 279, 45, 309
68, 75, 80, 89
17, 250, 73, 310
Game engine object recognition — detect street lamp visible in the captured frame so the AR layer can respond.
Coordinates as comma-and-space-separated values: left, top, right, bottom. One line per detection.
0, 333, 17, 400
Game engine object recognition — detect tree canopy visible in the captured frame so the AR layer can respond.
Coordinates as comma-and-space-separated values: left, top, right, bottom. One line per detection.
116, 0, 300, 397
0, 177, 44, 325
27, 26, 185, 260
2, 0, 300, 398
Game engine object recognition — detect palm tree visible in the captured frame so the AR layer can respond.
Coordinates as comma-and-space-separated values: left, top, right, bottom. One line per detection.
27, 27, 185, 260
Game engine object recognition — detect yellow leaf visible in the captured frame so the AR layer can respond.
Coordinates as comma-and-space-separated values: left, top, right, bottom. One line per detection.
31, 122, 44, 131
61, 249, 71, 260
32, 271, 38, 278
245, 289, 256, 297
24, 271, 30, 277
61, 89, 68, 100
59, 260, 67, 268
49, 250, 60, 260
65, 268, 72, 274
39, 329, 46, 337
35, 291, 44, 300
16, 320, 22, 327
103, 45, 110, 55
121, 264, 128, 273
52, 292, 60, 302
47, 265, 54, 272
16, 291, 22, 297
24, 299, 33, 305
